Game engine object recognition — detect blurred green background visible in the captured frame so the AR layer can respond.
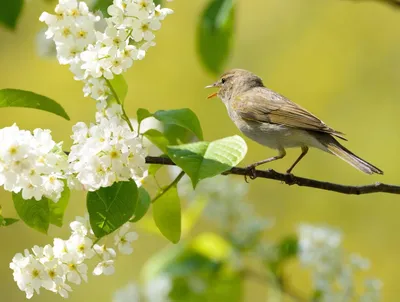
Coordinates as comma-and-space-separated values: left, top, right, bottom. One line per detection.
1, 0, 400, 300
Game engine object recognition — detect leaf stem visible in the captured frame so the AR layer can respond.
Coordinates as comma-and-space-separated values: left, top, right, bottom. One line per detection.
91, 237, 101, 248
152, 171, 185, 203
105, 78, 134, 132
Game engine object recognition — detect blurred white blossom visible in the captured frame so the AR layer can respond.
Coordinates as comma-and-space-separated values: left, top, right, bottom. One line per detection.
298, 224, 342, 278
0, 124, 68, 202
36, 28, 57, 58
173, 170, 273, 249
144, 275, 172, 302
298, 224, 382, 301
113, 283, 140, 302
113, 276, 171, 302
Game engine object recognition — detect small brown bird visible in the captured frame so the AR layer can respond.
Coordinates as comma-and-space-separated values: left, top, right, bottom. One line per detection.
205, 69, 383, 176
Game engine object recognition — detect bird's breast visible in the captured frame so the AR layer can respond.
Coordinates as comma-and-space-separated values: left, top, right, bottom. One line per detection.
233, 117, 323, 150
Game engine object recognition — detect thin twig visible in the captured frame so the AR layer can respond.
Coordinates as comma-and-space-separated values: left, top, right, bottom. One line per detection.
105, 78, 134, 132
152, 171, 185, 203
145, 156, 400, 195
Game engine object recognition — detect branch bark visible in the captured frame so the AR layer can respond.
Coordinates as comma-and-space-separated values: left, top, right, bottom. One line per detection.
145, 156, 400, 195
350, 0, 400, 8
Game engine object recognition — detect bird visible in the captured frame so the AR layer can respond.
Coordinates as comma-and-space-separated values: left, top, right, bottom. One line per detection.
205, 68, 383, 177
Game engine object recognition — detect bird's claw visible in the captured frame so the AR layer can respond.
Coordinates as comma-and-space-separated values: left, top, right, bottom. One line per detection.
284, 172, 295, 185
244, 165, 257, 183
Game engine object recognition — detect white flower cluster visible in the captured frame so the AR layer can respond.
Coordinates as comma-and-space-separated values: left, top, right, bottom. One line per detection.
298, 224, 382, 301
10, 215, 138, 299
40, 0, 172, 103
0, 124, 67, 202
113, 276, 172, 302
68, 104, 147, 191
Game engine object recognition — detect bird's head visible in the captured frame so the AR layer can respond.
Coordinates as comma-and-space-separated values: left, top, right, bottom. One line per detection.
205, 69, 264, 102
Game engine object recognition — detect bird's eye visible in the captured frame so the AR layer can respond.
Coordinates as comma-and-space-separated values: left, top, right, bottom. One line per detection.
221, 78, 226, 84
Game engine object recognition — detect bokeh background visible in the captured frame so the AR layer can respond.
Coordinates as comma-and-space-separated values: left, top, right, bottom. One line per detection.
1, 0, 400, 301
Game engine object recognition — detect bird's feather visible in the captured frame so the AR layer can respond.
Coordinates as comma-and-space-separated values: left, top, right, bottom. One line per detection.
232, 87, 346, 140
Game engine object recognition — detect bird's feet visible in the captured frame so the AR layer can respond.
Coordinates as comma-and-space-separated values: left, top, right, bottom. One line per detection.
244, 164, 258, 183
284, 171, 296, 185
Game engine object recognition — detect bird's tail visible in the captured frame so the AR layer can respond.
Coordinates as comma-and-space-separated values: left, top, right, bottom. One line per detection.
320, 135, 383, 175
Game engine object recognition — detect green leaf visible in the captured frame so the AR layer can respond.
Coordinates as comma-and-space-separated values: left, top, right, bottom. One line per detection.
190, 233, 231, 261
92, 0, 113, 17
143, 129, 170, 153
153, 185, 181, 243
277, 235, 298, 260
154, 109, 203, 141
142, 244, 185, 281
0, 205, 19, 227
0, 215, 19, 227
108, 74, 128, 104
164, 252, 220, 277
312, 290, 323, 301
13, 193, 50, 234
3, 217, 19, 226
130, 187, 151, 222
154, 0, 163, 6
0, 89, 70, 120
268, 235, 298, 277
0, 0, 24, 30
181, 197, 207, 236
164, 124, 196, 145
49, 186, 70, 227
87, 180, 138, 238
167, 135, 247, 187
197, 0, 235, 74
137, 108, 153, 125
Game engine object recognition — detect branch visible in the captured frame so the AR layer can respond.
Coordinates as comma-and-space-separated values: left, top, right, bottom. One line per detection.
349, 0, 400, 8
145, 156, 400, 195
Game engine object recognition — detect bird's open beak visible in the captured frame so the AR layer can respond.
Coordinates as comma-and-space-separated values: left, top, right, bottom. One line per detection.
205, 82, 218, 99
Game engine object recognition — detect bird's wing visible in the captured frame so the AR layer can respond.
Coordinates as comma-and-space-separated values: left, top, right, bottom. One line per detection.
232, 87, 346, 140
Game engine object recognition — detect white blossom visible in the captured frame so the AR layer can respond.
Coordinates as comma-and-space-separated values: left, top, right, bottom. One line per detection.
0, 124, 68, 202
93, 260, 115, 276
68, 105, 147, 191
66, 234, 95, 259
69, 214, 93, 237
53, 238, 69, 260
114, 223, 138, 254
10, 215, 138, 298
61, 252, 88, 284
93, 244, 117, 260
10, 253, 46, 299
40, 0, 173, 103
